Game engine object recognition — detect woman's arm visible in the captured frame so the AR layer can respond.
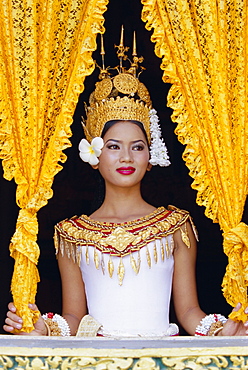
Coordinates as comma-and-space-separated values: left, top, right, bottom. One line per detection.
172, 221, 205, 335
172, 221, 248, 336
57, 251, 87, 335
3, 253, 87, 336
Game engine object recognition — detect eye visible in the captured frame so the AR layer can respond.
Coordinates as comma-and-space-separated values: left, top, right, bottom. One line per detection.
106, 144, 120, 150
132, 144, 145, 151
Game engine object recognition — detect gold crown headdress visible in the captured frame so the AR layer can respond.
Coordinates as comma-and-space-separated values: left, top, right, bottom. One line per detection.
79, 27, 170, 167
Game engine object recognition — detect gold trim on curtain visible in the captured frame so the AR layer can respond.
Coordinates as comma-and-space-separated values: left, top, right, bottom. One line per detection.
141, 0, 248, 321
0, 0, 108, 332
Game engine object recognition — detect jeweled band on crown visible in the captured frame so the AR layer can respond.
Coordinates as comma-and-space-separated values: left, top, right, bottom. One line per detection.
85, 96, 151, 143
79, 26, 170, 167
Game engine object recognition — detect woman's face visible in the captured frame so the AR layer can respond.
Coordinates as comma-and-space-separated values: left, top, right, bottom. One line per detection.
97, 121, 151, 190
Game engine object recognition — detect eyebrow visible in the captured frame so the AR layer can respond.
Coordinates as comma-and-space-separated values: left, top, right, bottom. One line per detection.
105, 139, 147, 145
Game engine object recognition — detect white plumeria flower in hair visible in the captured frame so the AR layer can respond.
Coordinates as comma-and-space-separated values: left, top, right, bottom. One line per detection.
79, 137, 104, 166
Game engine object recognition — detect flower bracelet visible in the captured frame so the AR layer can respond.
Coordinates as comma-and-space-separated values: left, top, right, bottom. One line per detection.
195, 314, 227, 336
42, 313, 71, 336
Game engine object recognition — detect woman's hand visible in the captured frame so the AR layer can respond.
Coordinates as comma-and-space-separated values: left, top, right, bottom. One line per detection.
218, 303, 248, 336
3, 302, 47, 336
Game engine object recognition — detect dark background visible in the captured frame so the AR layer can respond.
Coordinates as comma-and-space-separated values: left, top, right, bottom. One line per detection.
0, 0, 247, 335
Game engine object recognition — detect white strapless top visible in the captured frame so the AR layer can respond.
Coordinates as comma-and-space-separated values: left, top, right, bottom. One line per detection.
80, 236, 174, 337
55, 206, 195, 337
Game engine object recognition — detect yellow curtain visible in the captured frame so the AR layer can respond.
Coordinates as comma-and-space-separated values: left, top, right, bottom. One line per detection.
0, 0, 108, 332
141, 0, 248, 321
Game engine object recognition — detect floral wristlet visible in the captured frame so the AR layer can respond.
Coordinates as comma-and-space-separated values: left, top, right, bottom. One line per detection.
195, 314, 227, 336
42, 313, 71, 336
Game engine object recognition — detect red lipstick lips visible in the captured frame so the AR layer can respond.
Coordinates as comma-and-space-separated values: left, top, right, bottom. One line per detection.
116, 167, 136, 175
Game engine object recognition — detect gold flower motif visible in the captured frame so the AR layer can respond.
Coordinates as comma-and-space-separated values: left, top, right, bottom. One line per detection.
100, 227, 135, 252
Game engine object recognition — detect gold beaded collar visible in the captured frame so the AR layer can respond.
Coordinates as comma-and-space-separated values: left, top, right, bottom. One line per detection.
54, 206, 197, 285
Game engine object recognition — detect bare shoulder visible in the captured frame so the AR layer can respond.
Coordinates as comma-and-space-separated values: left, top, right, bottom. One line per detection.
173, 221, 197, 252
57, 252, 84, 291
57, 251, 81, 273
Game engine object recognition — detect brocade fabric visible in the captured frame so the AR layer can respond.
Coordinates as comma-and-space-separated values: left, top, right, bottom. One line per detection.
0, 0, 108, 332
141, 0, 248, 321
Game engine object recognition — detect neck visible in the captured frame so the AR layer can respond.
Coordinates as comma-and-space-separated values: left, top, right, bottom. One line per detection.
105, 185, 143, 211
91, 184, 155, 223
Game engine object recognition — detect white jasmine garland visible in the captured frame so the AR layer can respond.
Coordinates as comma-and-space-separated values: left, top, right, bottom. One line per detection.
42, 313, 71, 336
149, 109, 170, 167
79, 137, 104, 165
195, 314, 227, 336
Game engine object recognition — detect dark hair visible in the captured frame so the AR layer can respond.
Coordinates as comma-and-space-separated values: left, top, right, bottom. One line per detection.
101, 120, 149, 144
90, 169, 105, 214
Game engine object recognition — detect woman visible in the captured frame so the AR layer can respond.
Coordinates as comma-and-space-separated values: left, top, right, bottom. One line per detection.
4, 40, 248, 337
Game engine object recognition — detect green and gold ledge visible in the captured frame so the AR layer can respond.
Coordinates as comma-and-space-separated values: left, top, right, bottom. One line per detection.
0, 335, 247, 369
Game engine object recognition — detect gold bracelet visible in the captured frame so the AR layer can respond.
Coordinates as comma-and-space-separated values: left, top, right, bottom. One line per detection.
43, 318, 61, 336
212, 326, 223, 336
208, 321, 223, 336
43, 320, 51, 336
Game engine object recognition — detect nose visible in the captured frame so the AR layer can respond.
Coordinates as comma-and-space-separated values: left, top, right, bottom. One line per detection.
120, 147, 134, 163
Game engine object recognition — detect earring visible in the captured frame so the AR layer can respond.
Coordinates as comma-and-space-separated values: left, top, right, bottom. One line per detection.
147, 163, 152, 172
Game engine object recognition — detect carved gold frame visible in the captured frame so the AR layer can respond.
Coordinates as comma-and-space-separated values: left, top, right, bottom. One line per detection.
0, 335, 247, 369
